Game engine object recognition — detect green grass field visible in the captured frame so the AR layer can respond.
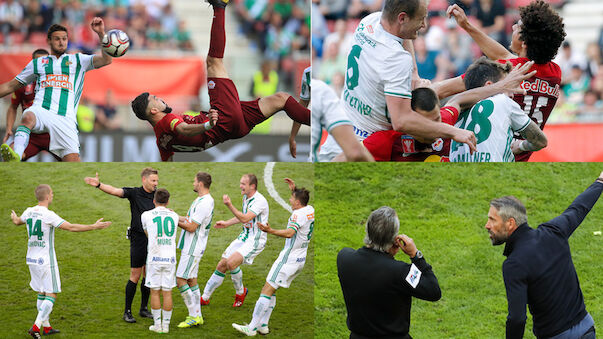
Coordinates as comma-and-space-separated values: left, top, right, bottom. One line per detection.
0, 162, 313, 338
315, 163, 603, 339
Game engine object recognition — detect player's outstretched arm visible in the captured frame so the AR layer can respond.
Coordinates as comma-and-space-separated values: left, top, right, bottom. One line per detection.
258, 222, 295, 238
10, 210, 25, 225
175, 109, 219, 136
84, 172, 124, 197
59, 218, 112, 232
214, 217, 240, 228
387, 96, 477, 153
90, 17, 113, 69
0, 79, 25, 99
512, 121, 547, 154
447, 5, 515, 61
284, 178, 296, 192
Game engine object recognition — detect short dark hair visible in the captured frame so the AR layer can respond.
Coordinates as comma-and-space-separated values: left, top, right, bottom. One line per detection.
141, 167, 158, 178
411, 87, 438, 112
292, 187, 310, 206
383, 0, 421, 23
35, 184, 52, 201
490, 196, 527, 225
519, 0, 566, 64
464, 57, 511, 90
32, 49, 49, 59
196, 172, 212, 189
154, 188, 170, 204
245, 174, 258, 190
131, 92, 150, 120
47, 24, 68, 40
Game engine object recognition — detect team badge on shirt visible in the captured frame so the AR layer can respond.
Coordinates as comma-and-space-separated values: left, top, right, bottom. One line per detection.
208, 80, 215, 89
405, 263, 422, 289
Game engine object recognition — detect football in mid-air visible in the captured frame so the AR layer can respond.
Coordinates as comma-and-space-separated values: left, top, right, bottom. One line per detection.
102, 29, 130, 57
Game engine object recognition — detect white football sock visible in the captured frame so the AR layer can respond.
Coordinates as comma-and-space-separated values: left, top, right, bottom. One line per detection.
230, 267, 244, 294
178, 285, 196, 317
162, 309, 172, 329
248, 294, 271, 330
13, 125, 31, 158
202, 270, 225, 300
35, 297, 54, 328
260, 294, 276, 327
151, 308, 162, 327
190, 284, 201, 317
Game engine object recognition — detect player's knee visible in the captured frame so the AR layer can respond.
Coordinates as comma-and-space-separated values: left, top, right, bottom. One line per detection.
226, 260, 237, 271
21, 112, 36, 128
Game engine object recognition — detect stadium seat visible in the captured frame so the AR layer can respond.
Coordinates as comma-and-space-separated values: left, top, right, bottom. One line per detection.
427, 0, 448, 12
9, 32, 25, 45
29, 33, 47, 47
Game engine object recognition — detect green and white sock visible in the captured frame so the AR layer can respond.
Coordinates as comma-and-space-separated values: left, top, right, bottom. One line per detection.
35, 296, 55, 328
13, 125, 31, 158
202, 270, 225, 300
190, 284, 201, 317
248, 294, 271, 330
260, 294, 276, 327
178, 285, 196, 317
162, 309, 172, 329
151, 308, 161, 327
230, 267, 244, 294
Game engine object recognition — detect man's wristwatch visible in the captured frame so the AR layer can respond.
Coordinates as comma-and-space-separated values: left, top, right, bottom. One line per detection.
411, 250, 423, 260
96, 182, 101, 188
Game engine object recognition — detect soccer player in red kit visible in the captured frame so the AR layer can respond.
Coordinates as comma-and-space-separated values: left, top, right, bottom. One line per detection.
439, 0, 566, 161
130, 0, 311, 161
2, 49, 61, 162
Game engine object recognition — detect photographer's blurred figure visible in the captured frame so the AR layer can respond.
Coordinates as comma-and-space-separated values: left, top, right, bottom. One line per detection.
337, 206, 441, 339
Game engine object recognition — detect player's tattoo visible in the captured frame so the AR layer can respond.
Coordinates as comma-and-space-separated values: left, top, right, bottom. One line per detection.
519, 121, 547, 151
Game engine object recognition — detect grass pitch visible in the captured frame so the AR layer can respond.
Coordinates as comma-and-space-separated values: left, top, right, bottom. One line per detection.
315, 163, 603, 339
0, 162, 313, 338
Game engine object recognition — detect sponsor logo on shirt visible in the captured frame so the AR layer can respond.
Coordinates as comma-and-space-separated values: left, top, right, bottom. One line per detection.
405, 263, 422, 289
401, 135, 416, 154
431, 138, 444, 151
152, 256, 173, 263
41, 75, 73, 91
520, 79, 560, 98
296, 257, 306, 263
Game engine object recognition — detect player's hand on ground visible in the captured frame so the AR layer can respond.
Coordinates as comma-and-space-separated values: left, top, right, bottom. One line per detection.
288, 137, 297, 158
214, 220, 228, 228
208, 109, 219, 127
511, 139, 524, 155
284, 178, 295, 191
446, 4, 469, 29
10, 210, 20, 224
2, 130, 13, 143
452, 128, 477, 154
222, 194, 231, 206
90, 17, 105, 36
84, 172, 100, 187
398, 234, 418, 258
258, 222, 271, 232
94, 218, 112, 229
500, 61, 536, 96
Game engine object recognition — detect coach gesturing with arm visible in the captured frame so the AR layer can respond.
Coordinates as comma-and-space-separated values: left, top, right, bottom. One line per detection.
337, 207, 441, 339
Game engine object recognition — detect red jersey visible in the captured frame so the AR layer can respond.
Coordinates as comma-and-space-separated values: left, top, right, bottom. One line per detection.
11, 83, 36, 109
362, 106, 459, 162
153, 112, 216, 161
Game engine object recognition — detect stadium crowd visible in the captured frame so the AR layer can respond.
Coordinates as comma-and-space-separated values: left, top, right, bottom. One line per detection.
312, 0, 603, 122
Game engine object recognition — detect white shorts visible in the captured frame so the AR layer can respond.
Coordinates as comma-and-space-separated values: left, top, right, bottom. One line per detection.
266, 260, 305, 289
26, 106, 80, 158
222, 237, 266, 266
317, 134, 343, 162
29, 264, 61, 293
145, 264, 176, 290
176, 253, 201, 279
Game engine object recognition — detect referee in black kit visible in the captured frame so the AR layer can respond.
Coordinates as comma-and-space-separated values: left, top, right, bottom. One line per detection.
337, 206, 441, 339
486, 172, 603, 339
85, 167, 158, 323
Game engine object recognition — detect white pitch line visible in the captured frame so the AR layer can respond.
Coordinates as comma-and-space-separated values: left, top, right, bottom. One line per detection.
264, 162, 292, 213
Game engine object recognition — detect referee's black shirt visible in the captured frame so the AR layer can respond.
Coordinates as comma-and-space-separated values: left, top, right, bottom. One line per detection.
337, 247, 441, 339
502, 181, 603, 339
121, 186, 155, 234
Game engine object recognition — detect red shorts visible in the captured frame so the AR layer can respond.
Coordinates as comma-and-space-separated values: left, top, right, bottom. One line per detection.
207, 77, 267, 142
20, 133, 60, 161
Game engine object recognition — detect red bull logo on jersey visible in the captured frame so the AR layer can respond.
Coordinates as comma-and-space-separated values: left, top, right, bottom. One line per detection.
42, 75, 73, 91
520, 79, 560, 98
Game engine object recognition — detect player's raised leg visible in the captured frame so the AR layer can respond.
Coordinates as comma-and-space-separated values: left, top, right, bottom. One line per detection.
1, 111, 36, 162
258, 92, 311, 126
205, 0, 229, 79
201, 259, 228, 304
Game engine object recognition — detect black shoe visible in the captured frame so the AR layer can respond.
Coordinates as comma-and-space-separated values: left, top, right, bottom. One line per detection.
139, 308, 153, 319
123, 310, 136, 323
206, 0, 229, 8
42, 328, 60, 335
27, 328, 41, 339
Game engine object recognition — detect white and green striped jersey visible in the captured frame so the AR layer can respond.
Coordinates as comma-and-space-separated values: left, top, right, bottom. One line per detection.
343, 12, 413, 140
178, 194, 214, 257
142, 207, 179, 265
15, 53, 95, 123
276, 205, 315, 264
300, 66, 311, 101
20, 205, 65, 267
450, 94, 531, 162
312, 79, 352, 162
238, 191, 269, 244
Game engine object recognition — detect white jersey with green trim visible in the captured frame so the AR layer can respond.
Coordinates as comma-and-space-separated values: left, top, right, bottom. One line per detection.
276, 205, 314, 264
450, 94, 531, 162
20, 205, 65, 267
142, 206, 179, 265
237, 191, 269, 244
312, 79, 352, 162
177, 193, 214, 257
15, 53, 95, 123
300, 66, 311, 101
342, 12, 413, 140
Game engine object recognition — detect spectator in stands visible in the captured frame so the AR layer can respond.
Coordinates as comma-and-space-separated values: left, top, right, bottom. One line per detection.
175, 20, 193, 51
443, 18, 473, 76
555, 41, 587, 85
265, 12, 294, 61
250, 60, 280, 135
23, 0, 46, 39
0, 0, 24, 44
576, 89, 603, 123
415, 36, 447, 82
65, 0, 85, 27
317, 42, 346, 84
51, 0, 66, 26
311, 0, 329, 57
585, 42, 601, 79
563, 64, 590, 104
236, 0, 270, 50
77, 98, 96, 133
474, 0, 507, 47
95, 90, 121, 131
348, 0, 383, 19
318, 0, 348, 20
548, 92, 577, 124
324, 19, 353, 59
591, 63, 603, 98
160, 3, 179, 41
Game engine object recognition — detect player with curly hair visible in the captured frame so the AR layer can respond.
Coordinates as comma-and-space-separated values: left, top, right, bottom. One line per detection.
439, 0, 566, 161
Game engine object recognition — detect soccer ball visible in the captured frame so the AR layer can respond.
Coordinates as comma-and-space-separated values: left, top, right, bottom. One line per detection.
102, 29, 130, 57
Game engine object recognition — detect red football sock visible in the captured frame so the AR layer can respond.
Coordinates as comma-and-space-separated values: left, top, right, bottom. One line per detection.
209, 7, 225, 59
283, 96, 310, 125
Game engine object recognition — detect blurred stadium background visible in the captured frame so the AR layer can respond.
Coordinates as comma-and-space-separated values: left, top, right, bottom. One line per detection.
312, 0, 603, 161
0, 0, 310, 161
